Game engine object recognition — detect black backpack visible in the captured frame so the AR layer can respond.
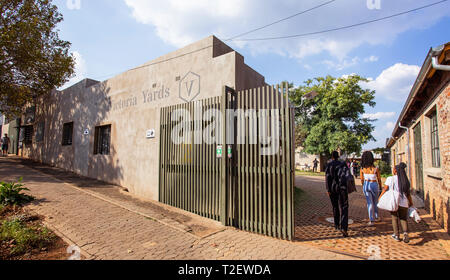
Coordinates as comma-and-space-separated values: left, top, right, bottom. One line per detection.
342, 164, 357, 194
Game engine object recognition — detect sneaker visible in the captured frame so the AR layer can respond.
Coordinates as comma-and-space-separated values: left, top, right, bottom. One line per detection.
391, 234, 401, 242
367, 221, 374, 226
341, 230, 349, 237
403, 233, 410, 244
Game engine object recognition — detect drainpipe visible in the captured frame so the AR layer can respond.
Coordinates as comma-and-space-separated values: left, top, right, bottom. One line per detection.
431, 56, 450, 71
398, 123, 411, 180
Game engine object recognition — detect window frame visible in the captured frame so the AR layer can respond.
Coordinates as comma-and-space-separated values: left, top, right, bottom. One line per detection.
35, 121, 45, 143
62, 122, 74, 146
94, 124, 111, 155
429, 111, 440, 168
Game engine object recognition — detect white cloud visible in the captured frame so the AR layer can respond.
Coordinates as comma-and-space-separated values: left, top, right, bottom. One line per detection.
61, 51, 87, 89
385, 121, 396, 131
364, 55, 379, 63
363, 63, 420, 102
124, 0, 247, 47
366, 121, 397, 149
66, 0, 81, 10
323, 57, 360, 70
124, 0, 450, 61
363, 112, 396, 120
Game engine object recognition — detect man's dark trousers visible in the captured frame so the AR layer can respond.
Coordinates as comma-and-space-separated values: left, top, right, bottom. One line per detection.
329, 188, 349, 231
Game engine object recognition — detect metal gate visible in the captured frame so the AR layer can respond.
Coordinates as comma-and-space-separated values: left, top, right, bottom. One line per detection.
159, 83, 294, 240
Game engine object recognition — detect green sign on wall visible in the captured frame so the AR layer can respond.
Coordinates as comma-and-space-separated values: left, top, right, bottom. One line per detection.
216, 145, 223, 158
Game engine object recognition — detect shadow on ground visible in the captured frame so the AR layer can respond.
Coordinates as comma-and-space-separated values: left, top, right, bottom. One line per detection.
3, 157, 224, 238
293, 175, 450, 260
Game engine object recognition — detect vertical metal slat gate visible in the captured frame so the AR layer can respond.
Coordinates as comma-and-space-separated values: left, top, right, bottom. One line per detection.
159, 83, 294, 240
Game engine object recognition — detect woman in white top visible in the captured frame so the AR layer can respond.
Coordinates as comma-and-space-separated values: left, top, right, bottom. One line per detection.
379, 163, 413, 243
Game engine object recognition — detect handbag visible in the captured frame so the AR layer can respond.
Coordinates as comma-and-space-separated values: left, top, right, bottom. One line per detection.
347, 175, 357, 194
408, 207, 421, 223
377, 189, 400, 212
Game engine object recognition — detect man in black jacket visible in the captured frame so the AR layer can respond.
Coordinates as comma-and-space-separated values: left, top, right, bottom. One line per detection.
325, 151, 349, 237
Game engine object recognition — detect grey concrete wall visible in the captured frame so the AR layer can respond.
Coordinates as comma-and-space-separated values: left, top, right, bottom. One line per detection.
23, 35, 266, 201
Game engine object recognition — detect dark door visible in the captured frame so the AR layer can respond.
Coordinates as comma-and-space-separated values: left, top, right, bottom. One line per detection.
413, 123, 424, 200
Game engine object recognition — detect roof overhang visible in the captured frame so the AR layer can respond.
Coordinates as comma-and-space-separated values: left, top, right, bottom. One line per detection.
386, 42, 450, 148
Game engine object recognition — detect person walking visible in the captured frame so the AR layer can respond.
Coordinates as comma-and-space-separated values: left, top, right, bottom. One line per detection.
360, 151, 383, 226
353, 160, 359, 178
325, 151, 349, 237
313, 158, 319, 173
1, 133, 10, 156
379, 162, 413, 243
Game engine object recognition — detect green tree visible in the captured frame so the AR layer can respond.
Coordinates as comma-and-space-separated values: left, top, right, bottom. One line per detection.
0, 0, 74, 117
372, 147, 386, 156
290, 75, 376, 157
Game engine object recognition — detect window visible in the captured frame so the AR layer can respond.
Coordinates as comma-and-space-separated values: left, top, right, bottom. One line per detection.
430, 112, 440, 167
24, 126, 33, 143
94, 125, 111, 155
62, 122, 74, 146
36, 122, 45, 143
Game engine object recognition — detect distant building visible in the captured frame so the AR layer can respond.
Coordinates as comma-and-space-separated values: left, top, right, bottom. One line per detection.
295, 147, 325, 172
387, 42, 449, 233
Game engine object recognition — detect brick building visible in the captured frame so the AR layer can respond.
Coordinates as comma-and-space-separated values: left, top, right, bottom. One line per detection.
387, 42, 449, 233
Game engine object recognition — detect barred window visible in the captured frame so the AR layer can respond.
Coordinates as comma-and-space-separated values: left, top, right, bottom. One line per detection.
24, 126, 33, 143
62, 122, 73, 146
94, 125, 111, 155
430, 112, 440, 167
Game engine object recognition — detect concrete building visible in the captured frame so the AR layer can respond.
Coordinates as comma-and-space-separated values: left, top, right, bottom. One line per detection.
16, 36, 266, 200
294, 147, 326, 172
387, 42, 450, 233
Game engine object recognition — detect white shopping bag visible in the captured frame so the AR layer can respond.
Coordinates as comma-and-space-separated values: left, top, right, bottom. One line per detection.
408, 207, 422, 223
377, 189, 400, 212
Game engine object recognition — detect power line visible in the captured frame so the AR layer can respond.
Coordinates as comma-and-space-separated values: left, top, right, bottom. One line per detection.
225, 0, 337, 41
229, 0, 449, 41
89, 0, 448, 80
90, 1, 338, 80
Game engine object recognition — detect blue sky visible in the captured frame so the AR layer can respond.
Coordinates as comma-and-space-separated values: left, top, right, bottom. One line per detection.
55, 0, 450, 150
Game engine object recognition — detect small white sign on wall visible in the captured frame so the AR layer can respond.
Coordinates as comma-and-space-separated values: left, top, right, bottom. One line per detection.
83, 129, 89, 135
146, 129, 156, 139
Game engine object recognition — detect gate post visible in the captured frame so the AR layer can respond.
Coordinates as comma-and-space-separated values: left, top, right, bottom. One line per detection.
220, 86, 228, 225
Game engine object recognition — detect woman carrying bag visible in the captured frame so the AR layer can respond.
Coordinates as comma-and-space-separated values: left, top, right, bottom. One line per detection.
379, 163, 413, 243
360, 151, 383, 225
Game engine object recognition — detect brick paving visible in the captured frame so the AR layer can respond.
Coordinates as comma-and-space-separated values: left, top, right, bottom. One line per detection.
294, 176, 450, 260
1, 157, 448, 260
0, 157, 354, 260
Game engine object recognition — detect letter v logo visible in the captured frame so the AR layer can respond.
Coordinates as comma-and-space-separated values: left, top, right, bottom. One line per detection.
185, 80, 195, 97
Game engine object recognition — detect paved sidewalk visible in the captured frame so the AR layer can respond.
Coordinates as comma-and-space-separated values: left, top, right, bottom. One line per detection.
294, 176, 450, 260
0, 157, 354, 260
